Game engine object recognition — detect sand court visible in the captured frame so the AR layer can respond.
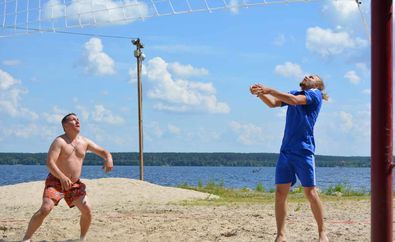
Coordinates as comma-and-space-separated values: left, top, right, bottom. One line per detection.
0, 178, 387, 241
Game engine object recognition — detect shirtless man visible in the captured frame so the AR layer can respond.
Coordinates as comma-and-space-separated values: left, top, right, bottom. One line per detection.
22, 113, 113, 241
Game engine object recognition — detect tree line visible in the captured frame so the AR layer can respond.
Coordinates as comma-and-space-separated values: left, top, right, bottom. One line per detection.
0, 152, 371, 167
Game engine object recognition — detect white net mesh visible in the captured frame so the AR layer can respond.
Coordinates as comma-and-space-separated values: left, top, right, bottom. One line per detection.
1, 0, 320, 37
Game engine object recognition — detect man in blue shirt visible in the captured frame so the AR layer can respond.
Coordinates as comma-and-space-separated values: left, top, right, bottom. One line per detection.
250, 75, 329, 242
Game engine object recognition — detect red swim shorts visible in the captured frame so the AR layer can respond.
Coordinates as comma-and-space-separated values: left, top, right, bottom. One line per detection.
43, 173, 86, 208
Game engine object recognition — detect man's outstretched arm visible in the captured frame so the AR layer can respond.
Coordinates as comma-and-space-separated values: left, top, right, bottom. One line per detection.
251, 83, 306, 106
257, 93, 282, 108
86, 138, 113, 173
268, 88, 307, 106
251, 84, 282, 108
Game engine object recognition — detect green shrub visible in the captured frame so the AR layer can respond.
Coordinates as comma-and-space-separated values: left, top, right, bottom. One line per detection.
255, 183, 265, 192
197, 179, 203, 188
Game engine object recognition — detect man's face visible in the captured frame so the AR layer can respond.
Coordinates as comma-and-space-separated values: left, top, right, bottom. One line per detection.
63, 115, 80, 133
300, 75, 318, 90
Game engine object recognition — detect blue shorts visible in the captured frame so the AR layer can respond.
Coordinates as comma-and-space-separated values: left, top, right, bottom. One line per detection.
275, 151, 316, 187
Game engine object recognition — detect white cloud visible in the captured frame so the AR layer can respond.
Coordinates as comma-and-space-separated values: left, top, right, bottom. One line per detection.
151, 44, 213, 55
143, 57, 230, 114
356, 62, 370, 76
184, 128, 221, 143
75, 105, 90, 121
82, 38, 115, 75
339, 111, 353, 132
327, 0, 359, 19
229, 0, 240, 14
43, 106, 67, 124
344, 70, 361, 84
43, 0, 148, 25
0, 120, 57, 140
306, 27, 367, 57
277, 109, 287, 118
273, 34, 286, 46
315, 108, 370, 155
168, 124, 181, 135
0, 69, 38, 119
274, 62, 304, 79
128, 63, 148, 83
168, 62, 209, 77
92, 105, 124, 124
362, 89, 371, 95
12, 124, 42, 138
2, 59, 21, 66
0, 69, 19, 90
229, 121, 267, 145
146, 121, 164, 139
145, 122, 182, 141
129, 66, 137, 83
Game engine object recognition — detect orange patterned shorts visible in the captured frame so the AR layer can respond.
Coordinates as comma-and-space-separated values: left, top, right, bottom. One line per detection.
43, 173, 86, 208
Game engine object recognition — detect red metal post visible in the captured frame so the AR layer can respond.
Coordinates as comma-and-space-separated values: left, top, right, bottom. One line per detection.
371, 0, 393, 241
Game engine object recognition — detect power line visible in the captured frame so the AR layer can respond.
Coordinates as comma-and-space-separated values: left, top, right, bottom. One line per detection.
356, 0, 371, 44
3, 26, 137, 40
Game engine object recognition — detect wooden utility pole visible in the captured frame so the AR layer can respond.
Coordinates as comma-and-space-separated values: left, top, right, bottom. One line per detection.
132, 38, 145, 181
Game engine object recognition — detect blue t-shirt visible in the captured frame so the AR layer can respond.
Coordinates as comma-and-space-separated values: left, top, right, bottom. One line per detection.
280, 89, 323, 154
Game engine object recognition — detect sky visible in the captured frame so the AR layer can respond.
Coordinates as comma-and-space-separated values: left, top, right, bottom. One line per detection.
0, 0, 373, 155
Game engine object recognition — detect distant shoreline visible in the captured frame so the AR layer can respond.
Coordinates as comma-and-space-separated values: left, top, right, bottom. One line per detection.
0, 152, 371, 167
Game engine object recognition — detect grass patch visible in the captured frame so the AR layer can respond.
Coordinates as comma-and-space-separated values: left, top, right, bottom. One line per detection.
178, 180, 274, 204
255, 183, 265, 192
324, 183, 367, 196
177, 181, 369, 205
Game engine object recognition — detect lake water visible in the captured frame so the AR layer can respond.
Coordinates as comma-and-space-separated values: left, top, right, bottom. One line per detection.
0, 165, 374, 192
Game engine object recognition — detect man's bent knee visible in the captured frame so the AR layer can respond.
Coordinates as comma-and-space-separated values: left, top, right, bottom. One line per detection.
38, 199, 55, 217
76, 197, 92, 217
304, 187, 320, 201
275, 184, 291, 201
80, 204, 92, 217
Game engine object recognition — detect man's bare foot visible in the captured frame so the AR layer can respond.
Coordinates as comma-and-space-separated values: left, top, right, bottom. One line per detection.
319, 231, 329, 242
275, 235, 286, 242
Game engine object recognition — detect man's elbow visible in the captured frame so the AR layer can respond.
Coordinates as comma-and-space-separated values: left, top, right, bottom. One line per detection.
102, 150, 112, 159
268, 101, 281, 108
288, 98, 304, 106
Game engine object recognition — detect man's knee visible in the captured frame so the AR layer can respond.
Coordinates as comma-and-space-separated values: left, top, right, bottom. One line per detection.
276, 184, 291, 200
81, 204, 92, 217
78, 198, 92, 217
38, 201, 54, 217
304, 187, 319, 201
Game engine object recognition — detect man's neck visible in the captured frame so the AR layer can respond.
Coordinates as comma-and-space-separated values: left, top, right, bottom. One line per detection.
65, 132, 79, 141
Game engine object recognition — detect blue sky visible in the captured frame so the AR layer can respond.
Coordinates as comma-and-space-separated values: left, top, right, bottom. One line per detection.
0, 0, 372, 155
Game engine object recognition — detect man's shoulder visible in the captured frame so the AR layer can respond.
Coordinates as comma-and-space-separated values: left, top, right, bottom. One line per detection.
54, 135, 66, 144
289, 90, 300, 95
48, 135, 67, 151
305, 88, 322, 98
304, 89, 323, 106
78, 136, 93, 148
79, 135, 90, 143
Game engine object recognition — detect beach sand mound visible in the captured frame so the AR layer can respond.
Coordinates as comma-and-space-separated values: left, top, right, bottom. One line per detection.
0, 178, 217, 208
0, 178, 382, 242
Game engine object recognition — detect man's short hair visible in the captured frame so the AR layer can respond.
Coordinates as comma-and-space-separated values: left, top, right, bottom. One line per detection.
61, 113, 77, 126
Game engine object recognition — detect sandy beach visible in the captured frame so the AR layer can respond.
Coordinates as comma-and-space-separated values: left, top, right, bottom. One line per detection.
0, 178, 383, 241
